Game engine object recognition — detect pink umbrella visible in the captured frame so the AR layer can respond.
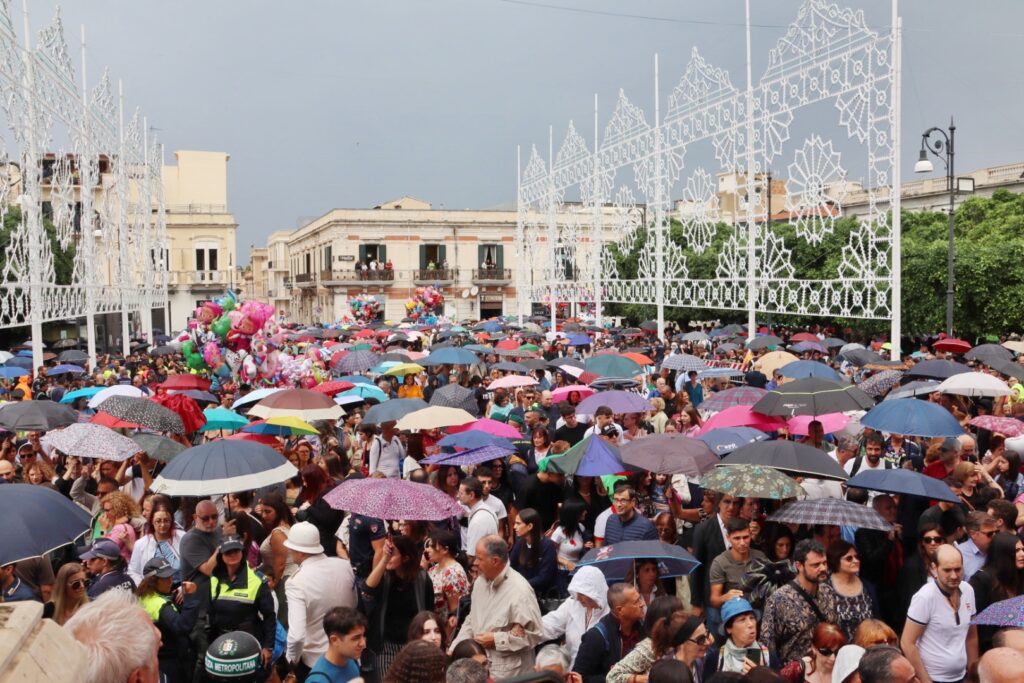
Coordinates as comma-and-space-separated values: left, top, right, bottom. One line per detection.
448, 417, 522, 439
486, 375, 539, 391
697, 405, 787, 435
551, 384, 595, 402
323, 478, 465, 521
969, 415, 1024, 438
787, 413, 850, 436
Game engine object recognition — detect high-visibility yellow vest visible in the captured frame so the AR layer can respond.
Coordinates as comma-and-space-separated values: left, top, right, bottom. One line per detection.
139, 592, 171, 622
209, 566, 262, 605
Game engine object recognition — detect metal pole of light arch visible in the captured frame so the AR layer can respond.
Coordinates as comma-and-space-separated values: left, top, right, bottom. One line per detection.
914, 118, 955, 336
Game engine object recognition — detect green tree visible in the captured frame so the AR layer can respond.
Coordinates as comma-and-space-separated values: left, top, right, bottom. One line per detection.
0, 206, 76, 286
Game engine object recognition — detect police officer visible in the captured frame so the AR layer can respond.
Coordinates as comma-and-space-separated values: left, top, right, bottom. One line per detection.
136, 557, 199, 683
207, 535, 276, 672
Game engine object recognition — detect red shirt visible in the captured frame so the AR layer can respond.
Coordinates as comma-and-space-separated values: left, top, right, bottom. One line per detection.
923, 460, 952, 480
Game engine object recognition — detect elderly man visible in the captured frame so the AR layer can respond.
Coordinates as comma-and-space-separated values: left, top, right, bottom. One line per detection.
452, 535, 544, 679
179, 500, 226, 589
978, 647, 1024, 683
65, 589, 162, 683
901, 544, 978, 683
285, 521, 358, 678
857, 645, 918, 683
958, 512, 998, 581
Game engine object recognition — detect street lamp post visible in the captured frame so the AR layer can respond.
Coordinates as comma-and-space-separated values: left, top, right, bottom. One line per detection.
914, 117, 956, 336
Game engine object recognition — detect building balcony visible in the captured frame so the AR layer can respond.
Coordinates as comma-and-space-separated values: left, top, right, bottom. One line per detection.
169, 270, 236, 289
472, 268, 512, 285
322, 269, 396, 287
413, 268, 457, 285
294, 272, 315, 287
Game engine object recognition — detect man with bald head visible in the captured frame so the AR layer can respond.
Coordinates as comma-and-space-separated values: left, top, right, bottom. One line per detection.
901, 544, 978, 683
179, 499, 231, 588
978, 647, 1024, 683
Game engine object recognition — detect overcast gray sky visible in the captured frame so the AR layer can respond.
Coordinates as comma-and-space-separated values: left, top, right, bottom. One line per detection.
53, 0, 1024, 261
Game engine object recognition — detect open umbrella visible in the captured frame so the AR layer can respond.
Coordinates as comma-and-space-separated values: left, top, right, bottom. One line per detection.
699, 387, 768, 413
748, 335, 783, 351
697, 406, 787, 434
43, 423, 141, 461
551, 385, 595, 403
577, 540, 699, 581
971, 595, 1024, 628
323, 478, 464, 520
585, 354, 642, 378
545, 436, 633, 477
48, 364, 86, 376
437, 430, 514, 450
334, 350, 382, 374
4, 357, 33, 370
905, 359, 971, 381
661, 354, 708, 373
965, 343, 1013, 365
700, 465, 803, 500
786, 413, 849, 436
752, 378, 874, 417
421, 347, 481, 366
0, 400, 79, 431
969, 415, 1024, 438
87, 385, 143, 409
721, 441, 848, 481
576, 391, 652, 415
151, 441, 297, 496
384, 363, 425, 377
777, 361, 844, 382
200, 408, 249, 432
311, 380, 356, 397
619, 434, 718, 477
486, 375, 538, 391
421, 444, 515, 466
243, 416, 319, 436
0, 366, 27, 379
160, 374, 212, 391
130, 433, 187, 462
755, 351, 800, 376
846, 468, 960, 503
230, 387, 284, 410
363, 398, 429, 425
338, 385, 388, 403
857, 370, 905, 397
152, 393, 207, 434
859, 398, 964, 438
428, 383, 479, 414
935, 372, 1012, 398
767, 498, 891, 531
0, 484, 94, 565
837, 348, 884, 367
697, 427, 768, 456
933, 338, 972, 354
395, 406, 476, 431
149, 345, 178, 356
248, 389, 345, 421
59, 386, 104, 404
884, 379, 941, 401
95, 395, 186, 434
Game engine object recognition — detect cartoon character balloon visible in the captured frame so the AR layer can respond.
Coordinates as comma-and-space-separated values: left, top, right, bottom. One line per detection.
406, 285, 444, 321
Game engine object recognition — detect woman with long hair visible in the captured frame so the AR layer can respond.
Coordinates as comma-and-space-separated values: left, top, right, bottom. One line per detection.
954, 461, 1003, 510
360, 534, 435, 673
679, 405, 703, 437
570, 474, 609, 537
24, 458, 55, 486
994, 449, 1024, 500
781, 622, 847, 683
550, 497, 590, 580
43, 562, 89, 625
821, 540, 877, 642
296, 463, 344, 557
423, 529, 469, 633
970, 531, 1024, 651
606, 596, 687, 683
128, 502, 183, 585
433, 465, 463, 499
256, 492, 297, 627
99, 491, 140, 564
406, 610, 445, 648
135, 558, 198, 683
510, 507, 558, 597
625, 559, 667, 612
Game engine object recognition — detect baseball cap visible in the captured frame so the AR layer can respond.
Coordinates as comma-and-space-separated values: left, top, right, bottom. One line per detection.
142, 557, 175, 579
219, 535, 245, 554
80, 538, 121, 561
833, 645, 865, 683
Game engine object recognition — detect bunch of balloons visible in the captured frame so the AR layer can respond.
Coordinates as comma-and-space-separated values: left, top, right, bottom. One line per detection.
348, 295, 381, 323
406, 285, 444, 321
181, 291, 279, 379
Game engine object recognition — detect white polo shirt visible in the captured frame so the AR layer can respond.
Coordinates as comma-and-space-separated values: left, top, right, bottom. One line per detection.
906, 580, 976, 683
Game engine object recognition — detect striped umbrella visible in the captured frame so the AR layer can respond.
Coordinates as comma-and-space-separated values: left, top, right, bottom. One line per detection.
248, 389, 345, 421
243, 416, 319, 436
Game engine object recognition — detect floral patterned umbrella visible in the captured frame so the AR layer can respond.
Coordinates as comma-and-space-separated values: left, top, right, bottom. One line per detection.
972, 595, 1024, 627
700, 464, 803, 500
969, 415, 1024, 438
323, 478, 465, 521
698, 387, 768, 413
93, 395, 186, 434
857, 369, 904, 397
43, 423, 141, 461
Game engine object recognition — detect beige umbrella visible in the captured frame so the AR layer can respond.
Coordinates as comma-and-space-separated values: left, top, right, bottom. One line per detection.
1002, 341, 1024, 354
395, 406, 476, 431
755, 351, 799, 377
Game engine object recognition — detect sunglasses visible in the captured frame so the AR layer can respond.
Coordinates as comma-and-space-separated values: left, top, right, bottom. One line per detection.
922, 536, 944, 545
69, 579, 86, 590
197, 514, 218, 522
688, 632, 711, 645
816, 646, 838, 657
976, 530, 997, 538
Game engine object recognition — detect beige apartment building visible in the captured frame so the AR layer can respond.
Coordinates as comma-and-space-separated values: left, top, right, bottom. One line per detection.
252, 197, 521, 324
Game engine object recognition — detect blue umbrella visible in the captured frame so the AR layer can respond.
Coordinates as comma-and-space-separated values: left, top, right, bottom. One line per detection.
567, 334, 591, 346
584, 355, 643, 378
777, 360, 845, 382
339, 385, 388, 402
545, 435, 634, 477
577, 540, 700, 581
696, 427, 768, 456
479, 321, 502, 333
421, 444, 515, 466
151, 441, 297, 496
60, 386, 104, 404
859, 398, 965, 437
846, 468, 960, 503
421, 347, 481, 366
0, 366, 28, 379
200, 407, 250, 432
438, 431, 515, 451
0, 484, 93, 565
336, 374, 373, 385
48, 364, 86, 376
4, 357, 32, 370
15, 349, 32, 357
363, 398, 429, 425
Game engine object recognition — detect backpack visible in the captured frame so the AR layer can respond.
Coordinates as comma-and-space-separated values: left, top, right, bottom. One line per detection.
848, 453, 893, 477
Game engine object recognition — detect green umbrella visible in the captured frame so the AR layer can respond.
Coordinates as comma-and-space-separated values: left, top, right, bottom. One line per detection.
584, 354, 643, 378
130, 433, 187, 462
699, 464, 803, 500
200, 407, 249, 432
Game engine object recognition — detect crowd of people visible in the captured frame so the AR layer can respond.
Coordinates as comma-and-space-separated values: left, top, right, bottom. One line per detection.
4, 319, 1024, 683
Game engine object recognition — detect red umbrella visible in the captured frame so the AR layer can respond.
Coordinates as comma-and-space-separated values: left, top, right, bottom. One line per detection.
152, 393, 207, 434
161, 374, 212, 391
311, 380, 356, 397
934, 338, 972, 354
354, 329, 375, 339
226, 432, 280, 446
91, 411, 141, 430
495, 340, 519, 350
790, 332, 820, 343
579, 371, 601, 385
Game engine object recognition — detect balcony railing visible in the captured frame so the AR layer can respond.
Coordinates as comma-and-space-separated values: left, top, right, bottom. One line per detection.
472, 268, 512, 283
295, 272, 314, 283
167, 270, 236, 287
321, 269, 396, 285
413, 268, 457, 284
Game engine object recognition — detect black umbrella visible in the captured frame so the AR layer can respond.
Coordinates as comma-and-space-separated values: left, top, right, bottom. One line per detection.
149, 345, 179, 356
521, 358, 547, 371
0, 400, 79, 431
58, 350, 89, 363
492, 361, 529, 373
822, 337, 847, 349
991, 360, 1024, 380
640, 321, 659, 332
429, 383, 480, 415
838, 348, 884, 366
52, 338, 80, 349
4, 357, 32, 370
905, 359, 971, 381
94, 395, 186, 434
751, 378, 874, 417
381, 351, 413, 363
965, 343, 1013, 365
721, 440, 849, 481
130, 433, 187, 462
0, 484, 93, 565
548, 358, 585, 371
153, 334, 172, 344
748, 335, 783, 351
619, 434, 718, 477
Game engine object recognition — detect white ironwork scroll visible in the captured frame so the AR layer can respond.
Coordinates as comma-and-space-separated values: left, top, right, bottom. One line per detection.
515, 0, 902, 347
